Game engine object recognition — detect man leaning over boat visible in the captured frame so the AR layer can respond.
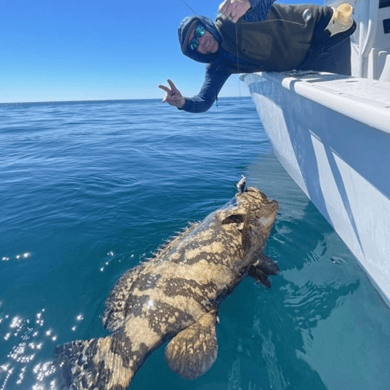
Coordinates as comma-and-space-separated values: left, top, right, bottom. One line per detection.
159, 0, 356, 113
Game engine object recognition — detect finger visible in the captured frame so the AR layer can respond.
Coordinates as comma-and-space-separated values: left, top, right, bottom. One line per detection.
158, 85, 171, 93
219, 4, 229, 14
226, 9, 235, 19
238, 1, 251, 15
167, 79, 178, 92
218, 0, 229, 13
225, 1, 235, 12
230, 3, 250, 22
220, 3, 231, 16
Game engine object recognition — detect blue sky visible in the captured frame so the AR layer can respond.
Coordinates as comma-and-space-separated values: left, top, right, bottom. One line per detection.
1, 0, 322, 103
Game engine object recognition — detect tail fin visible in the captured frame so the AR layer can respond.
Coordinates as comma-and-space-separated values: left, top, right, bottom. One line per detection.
55, 334, 136, 390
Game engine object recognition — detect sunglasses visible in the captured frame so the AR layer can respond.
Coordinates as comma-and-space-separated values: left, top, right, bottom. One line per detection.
189, 24, 206, 51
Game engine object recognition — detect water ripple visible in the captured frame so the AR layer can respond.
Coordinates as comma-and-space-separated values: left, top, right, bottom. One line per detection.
1, 98, 390, 390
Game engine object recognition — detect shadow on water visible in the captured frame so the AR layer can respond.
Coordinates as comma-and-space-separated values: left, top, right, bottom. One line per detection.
249, 201, 360, 390
208, 198, 359, 390
218, 151, 390, 390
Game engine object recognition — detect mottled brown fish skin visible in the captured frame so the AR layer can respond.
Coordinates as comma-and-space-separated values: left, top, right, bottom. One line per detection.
54, 187, 279, 389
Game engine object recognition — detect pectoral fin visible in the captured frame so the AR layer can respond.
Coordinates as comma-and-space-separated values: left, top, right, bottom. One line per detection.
165, 310, 218, 380
254, 252, 280, 276
249, 252, 279, 288
249, 266, 272, 288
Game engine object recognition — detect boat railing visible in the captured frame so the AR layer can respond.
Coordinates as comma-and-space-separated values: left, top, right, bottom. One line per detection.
351, 0, 378, 65
350, 0, 390, 79
325, 0, 390, 80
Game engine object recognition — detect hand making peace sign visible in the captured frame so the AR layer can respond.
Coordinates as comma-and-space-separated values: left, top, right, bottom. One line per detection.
158, 79, 186, 109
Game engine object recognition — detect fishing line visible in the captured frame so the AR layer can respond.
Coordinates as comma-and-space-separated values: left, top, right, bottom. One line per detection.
179, 0, 247, 172
231, 8, 312, 176
181, 0, 197, 14
234, 21, 246, 170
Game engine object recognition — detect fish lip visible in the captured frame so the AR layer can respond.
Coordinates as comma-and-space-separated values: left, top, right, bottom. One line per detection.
220, 189, 279, 219
267, 200, 280, 216
247, 188, 278, 207
261, 192, 278, 206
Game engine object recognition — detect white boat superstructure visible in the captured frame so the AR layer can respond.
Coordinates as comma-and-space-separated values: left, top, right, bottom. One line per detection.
347, 0, 390, 79
241, 0, 390, 304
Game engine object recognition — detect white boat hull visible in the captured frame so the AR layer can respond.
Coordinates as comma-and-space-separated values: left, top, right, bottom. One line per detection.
242, 71, 390, 305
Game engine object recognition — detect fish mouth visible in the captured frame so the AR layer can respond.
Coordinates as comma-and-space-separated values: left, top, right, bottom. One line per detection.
246, 188, 279, 208
244, 188, 279, 227
218, 187, 278, 227
257, 200, 278, 227
268, 199, 279, 212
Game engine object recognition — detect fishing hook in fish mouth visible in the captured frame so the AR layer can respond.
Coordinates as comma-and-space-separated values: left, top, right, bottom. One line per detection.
237, 175, 247, 193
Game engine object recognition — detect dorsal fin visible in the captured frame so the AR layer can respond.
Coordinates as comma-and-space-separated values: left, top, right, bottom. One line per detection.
102, 264, 145, 331
102, 223, 200, 332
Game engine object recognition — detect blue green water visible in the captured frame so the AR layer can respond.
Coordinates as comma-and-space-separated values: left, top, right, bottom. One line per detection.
1, 98, 389, 390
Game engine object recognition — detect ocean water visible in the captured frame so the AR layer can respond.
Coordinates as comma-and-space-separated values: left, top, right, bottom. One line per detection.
0, 97, 389, 390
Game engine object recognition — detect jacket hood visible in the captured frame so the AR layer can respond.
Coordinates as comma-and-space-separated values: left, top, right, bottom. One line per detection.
178, 15, 222, 63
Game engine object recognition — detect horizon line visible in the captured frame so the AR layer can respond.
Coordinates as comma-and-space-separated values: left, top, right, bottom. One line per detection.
0, 96, 248, 106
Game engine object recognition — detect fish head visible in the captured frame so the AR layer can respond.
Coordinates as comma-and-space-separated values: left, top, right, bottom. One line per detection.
216, 187, 279, 253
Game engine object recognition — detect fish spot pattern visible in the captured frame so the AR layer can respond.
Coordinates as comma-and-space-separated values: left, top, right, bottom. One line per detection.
54, 186, 279, 390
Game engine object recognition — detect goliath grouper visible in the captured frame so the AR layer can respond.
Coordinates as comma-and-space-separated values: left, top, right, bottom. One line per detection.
55, 178, 279, 389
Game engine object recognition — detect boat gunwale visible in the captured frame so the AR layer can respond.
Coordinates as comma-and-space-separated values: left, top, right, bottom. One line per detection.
241, 71, 390, 135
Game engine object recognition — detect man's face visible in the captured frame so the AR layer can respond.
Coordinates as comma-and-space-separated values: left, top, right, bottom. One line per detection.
188, 23, 219, 54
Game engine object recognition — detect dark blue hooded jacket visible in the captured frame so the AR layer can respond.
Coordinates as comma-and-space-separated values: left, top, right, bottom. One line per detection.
178, 0, 355, 113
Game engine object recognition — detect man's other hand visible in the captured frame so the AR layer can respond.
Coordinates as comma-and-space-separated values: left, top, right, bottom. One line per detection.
219, 0, 251, 23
